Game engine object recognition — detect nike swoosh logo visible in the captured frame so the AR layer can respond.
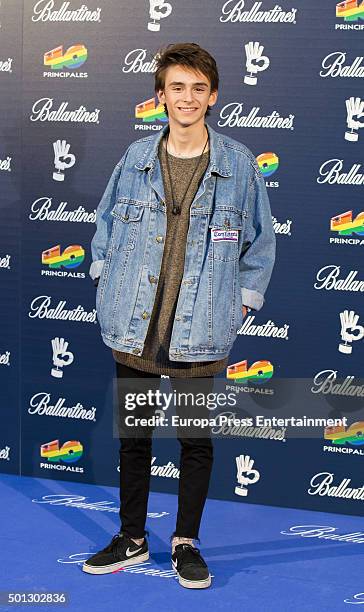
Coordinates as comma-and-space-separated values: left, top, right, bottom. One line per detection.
125, 547, 143, 557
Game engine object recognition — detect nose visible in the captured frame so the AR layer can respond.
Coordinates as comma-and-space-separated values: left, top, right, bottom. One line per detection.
183, 88, 194, 103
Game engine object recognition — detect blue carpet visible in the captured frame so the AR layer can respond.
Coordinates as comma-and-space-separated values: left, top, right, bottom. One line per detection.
0, 473, 363, 611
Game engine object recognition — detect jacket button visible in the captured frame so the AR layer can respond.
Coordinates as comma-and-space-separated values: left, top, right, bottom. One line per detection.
132, 348, 141, 355
149, 275, 158, 284
175, 316, 181, 321
141, 311, 150, 319
122, 213, 129, 221
156, 235, 164, 243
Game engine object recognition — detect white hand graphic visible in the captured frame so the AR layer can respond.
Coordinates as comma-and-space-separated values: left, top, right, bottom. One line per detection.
244, 41, 270, 86
53, 139, 76, 181
148, 0, 172, 31
345, 97, 364, 142
235, 454, 260, 496
339, 310, 364, 354
51, 337, 74, 378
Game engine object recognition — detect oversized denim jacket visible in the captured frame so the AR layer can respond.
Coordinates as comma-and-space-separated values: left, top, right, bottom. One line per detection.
89, 122, 276, 362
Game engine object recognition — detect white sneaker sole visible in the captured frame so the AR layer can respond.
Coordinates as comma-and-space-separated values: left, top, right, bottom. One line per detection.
82, 551, 149, 575
172, 562, 211, 589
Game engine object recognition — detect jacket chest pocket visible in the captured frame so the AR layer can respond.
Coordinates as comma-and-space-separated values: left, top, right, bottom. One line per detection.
208, 210, 244, 261
110, 201, 145, 252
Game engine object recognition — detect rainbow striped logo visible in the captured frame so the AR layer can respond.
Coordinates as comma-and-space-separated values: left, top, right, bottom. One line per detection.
330, 211, 364, 236
135, 97, 168, 123
40, 440, 83, 463
325, 423, 364, 445
256, 152, 279, 178
44, 44, 88, 69
227, 359, 274, 384
336, 0, 364, 21
42, 245, 85, 269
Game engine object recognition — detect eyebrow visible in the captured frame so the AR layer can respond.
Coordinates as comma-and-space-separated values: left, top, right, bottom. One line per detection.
168, 81, 209, 87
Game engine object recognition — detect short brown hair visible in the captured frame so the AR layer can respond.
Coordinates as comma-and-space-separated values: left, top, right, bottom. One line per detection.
154, 43, 219, 117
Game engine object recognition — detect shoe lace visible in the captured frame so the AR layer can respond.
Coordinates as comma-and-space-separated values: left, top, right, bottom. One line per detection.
177, 544, 206, 567
102, 533, 124, 555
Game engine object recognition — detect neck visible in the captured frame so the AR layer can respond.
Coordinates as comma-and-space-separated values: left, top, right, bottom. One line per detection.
166, 120, 208, 157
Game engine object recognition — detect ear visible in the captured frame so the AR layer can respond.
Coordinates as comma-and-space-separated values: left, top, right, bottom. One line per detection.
157, 89, 165, 105
208, 89, 218, 108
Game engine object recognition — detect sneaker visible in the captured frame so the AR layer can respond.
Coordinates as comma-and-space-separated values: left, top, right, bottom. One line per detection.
171, 544, 211, 589
82, 533, 149, 575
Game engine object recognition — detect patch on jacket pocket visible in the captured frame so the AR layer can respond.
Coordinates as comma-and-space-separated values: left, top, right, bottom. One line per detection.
211, 229, 239, 243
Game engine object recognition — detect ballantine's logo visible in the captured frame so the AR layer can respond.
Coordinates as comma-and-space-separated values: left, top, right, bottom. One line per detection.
281, 524, 364, 544
272, 216, 292, 236
220, 1, 297, 24
256, 152, 279, 177
336, 1, 364, 30
320, 52, 364, 78
0, 156, 12, 171
311, 369, 364, 397
29, 393, 96, 421
58, 553, 179, 578
151, 457, 180, 478
218, 103, 294, 129
0, 446, 10, 460
117, 457, 180, 478
330, 210, 364, 247
29, 197, 96, 223
317, 159, 364, 185
43, 44, 88, 78
308, 472, 364, 501
32, 494, 169, 518
135, 97, 167, 130
227, 359, 274, 383
211, 411, 286, 441
314, 265, 364, 292
30, 98, 100, 123
0, 351, 10, 366
32, 1, 101, 22
122, 49, 159, 74
28, 296, 97, 324
0, 58, 13, 72
42, 244, 85, 269
0, 254, 11, 269
41, 439, 83, 462
238, 315, 289, 340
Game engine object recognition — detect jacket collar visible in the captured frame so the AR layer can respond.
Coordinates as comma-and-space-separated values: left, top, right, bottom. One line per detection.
134, 122, 232, 177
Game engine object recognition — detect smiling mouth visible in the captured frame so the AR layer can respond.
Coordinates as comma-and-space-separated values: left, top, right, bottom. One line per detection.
178, 107, 198, 112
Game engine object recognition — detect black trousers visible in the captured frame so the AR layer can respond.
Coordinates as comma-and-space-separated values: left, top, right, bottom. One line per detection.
115, 362, 215, 540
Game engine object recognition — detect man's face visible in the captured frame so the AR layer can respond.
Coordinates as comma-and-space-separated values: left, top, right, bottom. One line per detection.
157, 65, 218, 128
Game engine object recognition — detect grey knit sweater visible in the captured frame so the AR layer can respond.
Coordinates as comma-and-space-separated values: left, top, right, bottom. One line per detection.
112, 136, 229, 377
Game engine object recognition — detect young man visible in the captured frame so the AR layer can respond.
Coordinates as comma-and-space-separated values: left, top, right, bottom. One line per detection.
83, 43, 276, 588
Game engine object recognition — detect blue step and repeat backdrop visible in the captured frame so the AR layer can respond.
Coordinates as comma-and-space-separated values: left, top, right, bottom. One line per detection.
0, 0, 363, 516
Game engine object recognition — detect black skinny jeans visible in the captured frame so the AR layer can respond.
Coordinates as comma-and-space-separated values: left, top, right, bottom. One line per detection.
115, 362, 215, 540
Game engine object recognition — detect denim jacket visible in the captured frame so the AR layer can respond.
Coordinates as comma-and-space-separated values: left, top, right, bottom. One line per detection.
89, 122, 276, 362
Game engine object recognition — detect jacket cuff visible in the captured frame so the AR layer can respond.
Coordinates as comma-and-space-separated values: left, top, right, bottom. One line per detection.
89, 259, 104, 281
241, 288, 264, 311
